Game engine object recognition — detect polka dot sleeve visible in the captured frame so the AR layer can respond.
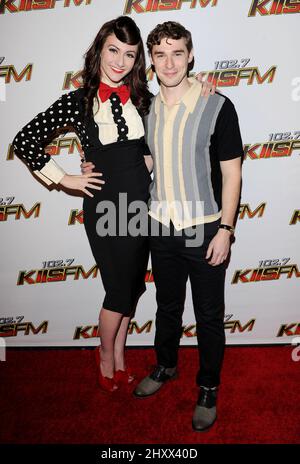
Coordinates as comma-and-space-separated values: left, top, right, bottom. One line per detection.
12, 91, 82, 184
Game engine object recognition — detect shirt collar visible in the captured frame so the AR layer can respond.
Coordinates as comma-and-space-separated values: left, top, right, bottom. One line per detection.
156, 77, 202, 114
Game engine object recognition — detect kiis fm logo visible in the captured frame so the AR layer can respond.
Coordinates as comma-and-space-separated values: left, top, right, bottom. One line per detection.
145, 270, 154, 282
73, 316, 255, 339
7, 136, 82, 161
290, 210, 300, 225
0, 0, 92, 14
244, 131, 300, 160
248, 0, 300, 17
277, 323, 300, 337
224, 315, 255, 334
196, 59, 276, 87
124, 0, 217, 14
232, 258, 300, 284
0, 63, 32, 83
45, 136, 83, 156
0, 198, 40, 221
63, 71, 82, 90
69, 209, 84, 225
0, 318, 48, 337
17, 259, 98, 285
239, 203, 266, 219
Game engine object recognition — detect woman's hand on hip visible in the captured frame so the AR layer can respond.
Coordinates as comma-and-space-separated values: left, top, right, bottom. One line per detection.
59, 173, 105, 197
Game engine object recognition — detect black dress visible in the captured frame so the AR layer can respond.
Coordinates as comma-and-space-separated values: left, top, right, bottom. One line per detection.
13, 88, 151, 316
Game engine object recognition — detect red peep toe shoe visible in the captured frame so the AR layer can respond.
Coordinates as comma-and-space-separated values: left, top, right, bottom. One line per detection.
94, 346, 118, 393
114, 368, 136, 385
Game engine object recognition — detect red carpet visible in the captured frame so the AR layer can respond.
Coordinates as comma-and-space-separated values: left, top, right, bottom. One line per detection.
0, 346, 299, 444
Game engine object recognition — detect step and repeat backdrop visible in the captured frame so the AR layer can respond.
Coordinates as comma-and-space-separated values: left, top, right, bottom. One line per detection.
1, 0, 299, 347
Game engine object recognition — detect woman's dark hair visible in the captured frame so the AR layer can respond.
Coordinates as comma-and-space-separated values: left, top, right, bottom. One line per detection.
82, 16, 152, 118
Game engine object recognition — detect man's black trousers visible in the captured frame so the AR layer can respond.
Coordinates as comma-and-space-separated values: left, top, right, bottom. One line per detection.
150, 218, 226, 388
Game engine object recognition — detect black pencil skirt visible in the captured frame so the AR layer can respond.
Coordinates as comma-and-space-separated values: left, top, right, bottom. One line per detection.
83, 139, 151, 316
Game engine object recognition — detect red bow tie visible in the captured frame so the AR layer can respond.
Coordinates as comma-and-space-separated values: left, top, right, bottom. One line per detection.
98, 81, 130, 105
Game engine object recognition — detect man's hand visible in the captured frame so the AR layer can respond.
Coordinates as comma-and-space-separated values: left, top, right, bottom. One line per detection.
60, 172, 105, 198
205, 228, 231, 266
144, 155, 153, 173
81, 161, 95, 175
195, 72, 217, 96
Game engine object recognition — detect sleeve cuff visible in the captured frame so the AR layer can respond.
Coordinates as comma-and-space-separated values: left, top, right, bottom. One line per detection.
37, 158, 66, 184
33, 170, 53, 186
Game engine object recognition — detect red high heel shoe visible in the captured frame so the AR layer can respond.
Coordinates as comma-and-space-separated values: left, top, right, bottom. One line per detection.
94, 346, 118, 392
114, 367, 136, 385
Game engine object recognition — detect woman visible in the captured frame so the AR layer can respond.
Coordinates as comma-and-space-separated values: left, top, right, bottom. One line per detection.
13, 16, 153, 392
13, 16, 213, 394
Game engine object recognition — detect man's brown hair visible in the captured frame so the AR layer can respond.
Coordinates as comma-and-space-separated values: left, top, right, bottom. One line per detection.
147, 21, 193, 56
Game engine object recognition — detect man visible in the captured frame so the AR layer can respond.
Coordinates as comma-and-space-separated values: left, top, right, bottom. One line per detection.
132, 21, 243, 432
